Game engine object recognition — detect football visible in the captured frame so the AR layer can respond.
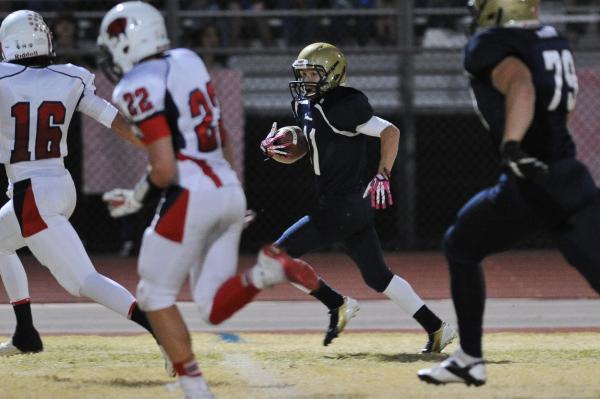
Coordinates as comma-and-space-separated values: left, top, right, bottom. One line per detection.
269, 125, 308, 164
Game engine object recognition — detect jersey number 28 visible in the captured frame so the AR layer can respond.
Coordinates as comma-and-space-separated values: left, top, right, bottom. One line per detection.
543, 49, 578, 112
10, 101, 65, 164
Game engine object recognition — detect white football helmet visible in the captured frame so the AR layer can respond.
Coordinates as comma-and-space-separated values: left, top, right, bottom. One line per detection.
97, 1, 170, 81
0, 10, 54, 62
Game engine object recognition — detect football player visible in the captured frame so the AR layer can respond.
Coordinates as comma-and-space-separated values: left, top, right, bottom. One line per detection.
0, 9, 159, 358
261, 42, 457, 352
418, 0, 600, 386
97, 3, 318, 398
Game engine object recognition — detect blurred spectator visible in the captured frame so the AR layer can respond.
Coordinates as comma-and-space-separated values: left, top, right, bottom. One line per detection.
564, 0, 597, 48
275, 0, 318, 47
50, 14, 83, 64
376, 0, 396, 45
228, 1, 274, 47
326, 0, 377, 46
192, 24, 229, 69
420, 0, 466, 48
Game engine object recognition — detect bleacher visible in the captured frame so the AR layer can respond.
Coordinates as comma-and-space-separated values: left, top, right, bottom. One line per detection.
230, 51, 472, 115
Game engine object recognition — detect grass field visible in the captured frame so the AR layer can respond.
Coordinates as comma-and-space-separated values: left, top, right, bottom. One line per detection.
2, 332, 600, 399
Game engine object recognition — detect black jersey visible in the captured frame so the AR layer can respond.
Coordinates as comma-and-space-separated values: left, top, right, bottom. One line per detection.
292, 86, 374, 197
464, 25, 578, 162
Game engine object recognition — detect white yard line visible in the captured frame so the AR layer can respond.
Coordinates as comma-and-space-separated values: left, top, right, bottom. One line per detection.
222, 352, 303, 399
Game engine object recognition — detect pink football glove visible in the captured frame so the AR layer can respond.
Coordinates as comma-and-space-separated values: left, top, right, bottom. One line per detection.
363, 173, 393, 210
260, 122, 291, 158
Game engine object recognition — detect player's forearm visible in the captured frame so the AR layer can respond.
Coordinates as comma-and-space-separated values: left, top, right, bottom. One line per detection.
502, 78, 535, 143
378, 125, 400, 176
147, 137, 178, 188
111, 113, 146, 149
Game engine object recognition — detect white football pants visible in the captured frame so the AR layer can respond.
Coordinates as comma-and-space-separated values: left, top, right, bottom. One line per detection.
137, 184, 246, 321
0, 171, 135, 317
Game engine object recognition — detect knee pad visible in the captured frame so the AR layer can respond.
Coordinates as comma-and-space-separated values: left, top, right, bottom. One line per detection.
442, 226, 458, 258
361, 267, 393, 293
51, 268, 88, 297
443, 225, 484, 270
136, 279, 178, 312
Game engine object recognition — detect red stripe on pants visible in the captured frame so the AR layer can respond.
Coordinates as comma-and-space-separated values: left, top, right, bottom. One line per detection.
176, 153, 223, 187
21, 184, 48, 238
155, 189, 189, 243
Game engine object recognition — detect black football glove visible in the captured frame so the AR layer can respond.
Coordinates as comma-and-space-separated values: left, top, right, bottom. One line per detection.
500, 140, 548, 181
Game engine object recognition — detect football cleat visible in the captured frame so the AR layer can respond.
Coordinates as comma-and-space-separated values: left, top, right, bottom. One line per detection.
0, 335, 43, 357
178, 375, 215, 399
254, 245, 319, 291
421, 321, 457, 353
323, 297, 360, 346
418, 348, 486, 386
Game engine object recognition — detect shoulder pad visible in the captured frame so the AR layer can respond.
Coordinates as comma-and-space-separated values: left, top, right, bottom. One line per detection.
113, 61, 168, 122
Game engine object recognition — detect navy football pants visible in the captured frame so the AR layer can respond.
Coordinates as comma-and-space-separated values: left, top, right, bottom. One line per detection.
275, 194, 394, 292
444, 158, 600, 357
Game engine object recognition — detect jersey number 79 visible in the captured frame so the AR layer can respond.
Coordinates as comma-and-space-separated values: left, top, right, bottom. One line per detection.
543, 49, 578, 112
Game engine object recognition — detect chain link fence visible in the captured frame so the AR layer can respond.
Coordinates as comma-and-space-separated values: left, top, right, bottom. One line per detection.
0, 1, 599, 254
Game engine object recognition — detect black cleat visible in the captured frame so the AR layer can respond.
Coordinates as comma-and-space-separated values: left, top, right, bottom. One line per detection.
323, 297, 359, 346
0, 329, 43, 356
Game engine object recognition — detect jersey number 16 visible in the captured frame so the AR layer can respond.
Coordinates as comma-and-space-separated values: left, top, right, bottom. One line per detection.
10, 101, 65, 164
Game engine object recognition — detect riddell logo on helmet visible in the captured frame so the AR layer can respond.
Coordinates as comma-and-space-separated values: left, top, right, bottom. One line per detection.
107, 17, 127, 39
15, 51, 39, 59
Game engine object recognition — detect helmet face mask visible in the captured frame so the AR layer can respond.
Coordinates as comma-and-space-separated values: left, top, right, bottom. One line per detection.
289, 60, 329, 101
97, 1, 170, 79
96, 44, 122, 84
468, 0, 540, 35
0, 10, 54, 63
289, 42, 347, 101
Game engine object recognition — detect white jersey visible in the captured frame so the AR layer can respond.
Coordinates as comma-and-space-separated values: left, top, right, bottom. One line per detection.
0, 62, 117, 184
113, 48, 239, 190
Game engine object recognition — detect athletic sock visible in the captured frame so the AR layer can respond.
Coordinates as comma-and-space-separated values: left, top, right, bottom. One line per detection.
173, 357, 202, 377
310, 279, 344, 310
10, 299, 43, 351
412, 305, 443, 334
12, 299, 34, 332
128, 302, 155, 337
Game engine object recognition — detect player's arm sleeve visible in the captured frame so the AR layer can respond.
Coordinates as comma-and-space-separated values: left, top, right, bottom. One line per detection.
464, 32, 518, 83
356, 116, 392, 137
77, 91, 118, 128
326, 92, 374, 135
74, 68, 118, 128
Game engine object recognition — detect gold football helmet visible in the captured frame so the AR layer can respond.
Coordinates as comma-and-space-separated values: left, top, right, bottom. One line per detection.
289, 42, 347, 101
469, 0, 540, 33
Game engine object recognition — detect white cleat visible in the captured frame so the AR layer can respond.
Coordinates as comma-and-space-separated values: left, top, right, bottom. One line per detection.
252, 245, 319, 291
0, 338, 23, 356
178, 375, 215, 399
418, 348, 486, 386
0, 337, 42, 356
323, 296, 360, 346
421, 321, 457, 353
252, 245, 289, 289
